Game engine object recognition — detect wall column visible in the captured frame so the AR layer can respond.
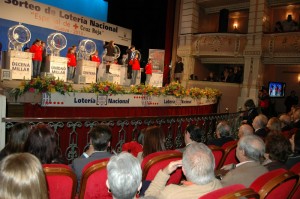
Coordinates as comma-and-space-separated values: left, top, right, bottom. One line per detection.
237, 0, 268, 109
0, 95, 6, 150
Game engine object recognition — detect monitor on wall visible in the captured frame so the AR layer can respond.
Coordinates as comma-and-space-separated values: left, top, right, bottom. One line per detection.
268, 81, 286, 98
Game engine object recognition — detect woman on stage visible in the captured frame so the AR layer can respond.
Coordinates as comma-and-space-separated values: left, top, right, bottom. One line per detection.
66, 47, 77, 82
30, 39, 43, 78
104, 40, 116, 74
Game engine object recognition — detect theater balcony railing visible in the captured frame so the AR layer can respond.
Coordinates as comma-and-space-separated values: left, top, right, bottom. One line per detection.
262, 32, 300, 64
191, 33, 247, 57
3, 111, 243, 162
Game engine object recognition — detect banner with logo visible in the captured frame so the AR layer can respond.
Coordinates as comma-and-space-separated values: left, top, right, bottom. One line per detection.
0, 1, 131, 46
42, 93, 215, 107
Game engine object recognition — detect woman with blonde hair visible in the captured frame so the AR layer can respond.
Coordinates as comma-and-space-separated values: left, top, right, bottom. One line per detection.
0, 153, 48, 199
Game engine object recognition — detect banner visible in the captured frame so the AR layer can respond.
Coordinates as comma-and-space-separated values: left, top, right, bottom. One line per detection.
149, 49, 165, 71
41, 92, 215, 107
0, 0, 131, 46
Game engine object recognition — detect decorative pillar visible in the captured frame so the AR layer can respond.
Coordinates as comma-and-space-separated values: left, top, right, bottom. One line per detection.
0, 95, 6, 150
175, 0, 199, 87
237, 0, 269, 110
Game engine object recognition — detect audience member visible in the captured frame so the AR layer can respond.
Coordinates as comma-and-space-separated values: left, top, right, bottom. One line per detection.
285, 90, 299, 113
24, 124, 63, 164
286, 129, 300, 169
279, 114, 293, 139
221, 135, 268, 187
0, 153, 48, 199
242, 99, 258, 125
232, 66, 242, 83
266, 117, 281, 134
145, 143, 222, 199
237, 124, 254, 139
137, 126, 166, 162
177, 125, 205, 152
274, 21, 283, 32
292, 108, 300, 128
207, 121, 234, 147
0, 123, 31, 161
263, 134, 291, 171
282, 14, 298, 32
107, 152, 142, 199
258, 87, 270, 117
71, 125, 112, 186
205, 72, 217, 82
252, 114, 269, 139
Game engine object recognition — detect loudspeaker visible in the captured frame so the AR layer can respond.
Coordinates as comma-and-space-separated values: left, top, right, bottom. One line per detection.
218, 9, 229, 33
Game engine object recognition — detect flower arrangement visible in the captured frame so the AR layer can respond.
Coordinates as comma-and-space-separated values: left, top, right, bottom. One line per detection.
82, 81, 126, 95
129, 84, 161, 96
10, 77, 74, 100
161, 81, 187, 98
10, 77, 222, 101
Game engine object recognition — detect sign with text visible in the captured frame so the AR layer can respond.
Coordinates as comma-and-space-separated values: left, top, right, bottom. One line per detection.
0, 1, 131, 46
41, 93, 216, 107
6, 51, 32, 80
76, 60, 97, 83
45, 56, 67, 82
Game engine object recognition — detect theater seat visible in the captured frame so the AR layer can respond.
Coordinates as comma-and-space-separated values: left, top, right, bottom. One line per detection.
79, 159, 112, 199
290, 162, 300, 199
43, 164, 77, 199
219, 142, 238, 169
122, 141, 143, 157
141, 150, 183, 185
199, 184, 259, 199
208, 145, 224, 170
250, 168, 298, 199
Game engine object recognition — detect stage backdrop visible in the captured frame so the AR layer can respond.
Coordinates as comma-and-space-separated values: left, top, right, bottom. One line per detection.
35, 0, 108, 22
0, 0, 131, 55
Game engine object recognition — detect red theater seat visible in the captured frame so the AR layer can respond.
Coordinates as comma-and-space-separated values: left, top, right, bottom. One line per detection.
79, 159, 112, 199
141, 150, 183, 185
219, 142, 238, 169
122, 141, 143, 157
208, 145, 225, 170
199, 184, 259, 199
290, 162, 300, 199
250, 168, 298, 199
43, 164, 77, 199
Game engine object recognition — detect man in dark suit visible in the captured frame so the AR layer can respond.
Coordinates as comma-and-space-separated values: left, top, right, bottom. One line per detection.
221, 135, 268, 187
71, 125, 112, 188
177, 125, 205, 152
252, 114, 269, 139
207, 121, 234, 147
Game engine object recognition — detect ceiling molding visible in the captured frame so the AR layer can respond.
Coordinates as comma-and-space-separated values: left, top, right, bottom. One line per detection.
204, 2, 250, 14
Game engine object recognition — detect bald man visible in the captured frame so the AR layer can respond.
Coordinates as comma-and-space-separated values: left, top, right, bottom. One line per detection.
238, 124, 254, 139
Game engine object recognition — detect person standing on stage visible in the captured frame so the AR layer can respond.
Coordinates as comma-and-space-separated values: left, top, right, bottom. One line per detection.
145, 58, 153, 85
30, 39, 43, 78
91, 50, 101, 81
66, 47, 77, 82
130, 53, 140, 86
104, 40, 116, 74
174, 57, 184, 83
126, 45, 136, 79
71, 45, 78, 78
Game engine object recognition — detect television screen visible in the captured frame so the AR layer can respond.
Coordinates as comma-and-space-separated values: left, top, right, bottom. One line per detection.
268, 82, 286, 97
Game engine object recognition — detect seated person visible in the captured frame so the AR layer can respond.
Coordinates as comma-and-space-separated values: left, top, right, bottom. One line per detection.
274, 21, 283, 32
177, 124, 205, 152
241, 99, 258, 125
221, 135, 268, 187
107, 152, 142, 199
71, 125, 112, 188
205, 72, 217, 81
279, 114, 293, 139
282, 15, 298, 32
145, 143, 222, 199
207, 121, 234, 147
0, 123, 31, 161
263, 134, 291, 171
266, 117, 281, 134
137, 126, 166, 162
0, 153, 48, 199
252, 114, 269, 139
237, 124, 254, 139
24, 124, 63, 164
286, 129, 300, 169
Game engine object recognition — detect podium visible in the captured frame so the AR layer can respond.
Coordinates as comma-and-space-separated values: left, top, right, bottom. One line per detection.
98, 63, 140, 86
45, 56, 68, 82
5, 50, 32, 80
75, 59, 97, 84
150, 71, 163, 87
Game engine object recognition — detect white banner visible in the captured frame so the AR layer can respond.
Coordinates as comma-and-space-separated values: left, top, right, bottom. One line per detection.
41, 92, 216, 107
0, 1, 132, 46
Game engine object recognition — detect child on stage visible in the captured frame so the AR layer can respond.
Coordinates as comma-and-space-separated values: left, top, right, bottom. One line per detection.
129, 53, 140, 85
66, 47, 76, 82
145, 58, 152, 85
90, 50, 101, 81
